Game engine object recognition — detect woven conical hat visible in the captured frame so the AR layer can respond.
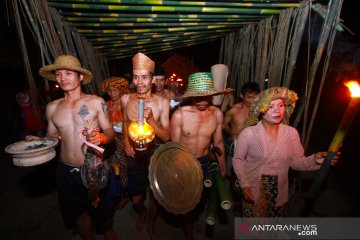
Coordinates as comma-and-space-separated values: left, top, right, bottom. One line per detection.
149, 142, 203, 214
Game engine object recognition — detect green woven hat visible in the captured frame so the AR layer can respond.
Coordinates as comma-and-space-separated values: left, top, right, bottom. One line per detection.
245, 86, 298, 127
179, 72, 233, 99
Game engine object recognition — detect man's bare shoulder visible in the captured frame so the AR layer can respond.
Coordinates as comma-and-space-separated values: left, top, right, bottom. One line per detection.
82, 93, 103, 102
120, 93, 134, 103
154, 94, 170, 105
232, 102, 245, 109
47, 97, 63, 110
165, 88, 176, 96
209, 105, 222, 113
178, 105, 194, 112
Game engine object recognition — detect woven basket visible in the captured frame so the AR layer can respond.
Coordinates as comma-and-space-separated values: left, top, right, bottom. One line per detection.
5, 138, 59, 167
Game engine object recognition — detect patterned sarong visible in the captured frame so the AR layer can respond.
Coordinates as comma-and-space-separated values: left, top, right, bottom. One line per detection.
242, 175, 287, 217
107, 132, 127, 191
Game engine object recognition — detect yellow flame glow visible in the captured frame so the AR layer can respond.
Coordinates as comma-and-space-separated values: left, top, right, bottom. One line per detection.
344, 81, 360, 98
128, 121, 155, 144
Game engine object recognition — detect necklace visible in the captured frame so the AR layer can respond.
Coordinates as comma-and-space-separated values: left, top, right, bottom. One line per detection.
137, 93, 153, 102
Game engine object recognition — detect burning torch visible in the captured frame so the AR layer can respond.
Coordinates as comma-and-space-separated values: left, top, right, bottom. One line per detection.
307, 81, 360, 199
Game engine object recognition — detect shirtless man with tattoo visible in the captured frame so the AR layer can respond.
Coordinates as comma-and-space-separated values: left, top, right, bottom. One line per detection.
33, 55, 117, 240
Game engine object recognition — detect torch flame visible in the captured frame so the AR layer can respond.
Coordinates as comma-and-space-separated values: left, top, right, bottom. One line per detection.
344, 81, 360, 98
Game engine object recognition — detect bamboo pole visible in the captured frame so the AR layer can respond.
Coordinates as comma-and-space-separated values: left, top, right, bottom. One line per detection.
205, 185, 217, 225
61, 12, 262, 19
64, 16, 260, 23
47, 2, 283, 15
84, 29, 233, 40
268, 7, 293, 87
303, 0, 343, 150
13, 0, 40, 112
284, 1, 310, 88
104, 36, 220, 56
49, 0, 300, 9
77, 24, 247, 34
94, 33, 223, 49
69, 21, 250, 28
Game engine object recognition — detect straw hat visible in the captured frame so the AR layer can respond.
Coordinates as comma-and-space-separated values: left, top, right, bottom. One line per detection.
246, 86, 298, 126
179, 72, 233, 99
98, 77, 130, 95
39, 55, 93, 84
211, 64, 229, 105
132, 52, 155, 73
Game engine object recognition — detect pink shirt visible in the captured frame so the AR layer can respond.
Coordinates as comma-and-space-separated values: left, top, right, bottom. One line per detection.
232, 121, 321, 206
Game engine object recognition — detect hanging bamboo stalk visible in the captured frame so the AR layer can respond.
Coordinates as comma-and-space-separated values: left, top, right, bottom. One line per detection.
284, 1, 310, 89
13, 0, 41, 114
33, 1, 63, 59
93, 33, 215, 46
49, 7, 71, 55
94, 33, 221, 49
61, 12, 262, 19
64, 16, 259, 23
102, 35, 221, 56
268, 7, 293, 87
77, 24, 246, 34
48, 0, 300, 9
69, 21, 251, 28
47, 2, 283, 15
85, 29, 233, 41
303, 0, 343, 150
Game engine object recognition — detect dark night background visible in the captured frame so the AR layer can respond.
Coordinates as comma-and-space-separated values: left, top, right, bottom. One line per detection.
0, 1, 359, 239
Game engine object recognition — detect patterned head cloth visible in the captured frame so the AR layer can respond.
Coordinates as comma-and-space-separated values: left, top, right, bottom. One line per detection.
132, 52, 155, 73
246, 86, 298, 127
99, 77, 130, 95
178, 72, 233, 99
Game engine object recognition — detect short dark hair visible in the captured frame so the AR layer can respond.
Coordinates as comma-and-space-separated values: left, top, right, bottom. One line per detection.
241, 82, 260, 94
154, 66, 167, 77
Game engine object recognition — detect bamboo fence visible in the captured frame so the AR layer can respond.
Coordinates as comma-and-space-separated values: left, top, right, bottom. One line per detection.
219, 0, 342, 151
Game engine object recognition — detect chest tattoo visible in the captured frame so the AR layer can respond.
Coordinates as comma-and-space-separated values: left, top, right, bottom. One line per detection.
79, 104, 90, 118
78, 105, 92, 128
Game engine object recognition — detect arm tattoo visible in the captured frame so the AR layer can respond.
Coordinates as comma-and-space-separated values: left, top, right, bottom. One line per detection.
101, 102, 109, 115
101, 102, 112, 124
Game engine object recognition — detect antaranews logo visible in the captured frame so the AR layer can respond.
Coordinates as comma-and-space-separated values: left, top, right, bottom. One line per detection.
236, 221, 317, 238
237, 223, 250, 235
251, 224, 317, 236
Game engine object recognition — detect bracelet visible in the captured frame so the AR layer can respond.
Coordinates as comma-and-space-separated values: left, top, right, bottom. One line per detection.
100, 133, 106, 145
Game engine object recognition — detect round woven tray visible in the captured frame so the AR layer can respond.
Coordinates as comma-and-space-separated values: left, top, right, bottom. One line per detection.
5, 138, 59, 167
148, 142, 203, 215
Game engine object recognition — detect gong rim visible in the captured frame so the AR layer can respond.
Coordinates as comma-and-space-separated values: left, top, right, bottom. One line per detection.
148, 142, 203, 215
